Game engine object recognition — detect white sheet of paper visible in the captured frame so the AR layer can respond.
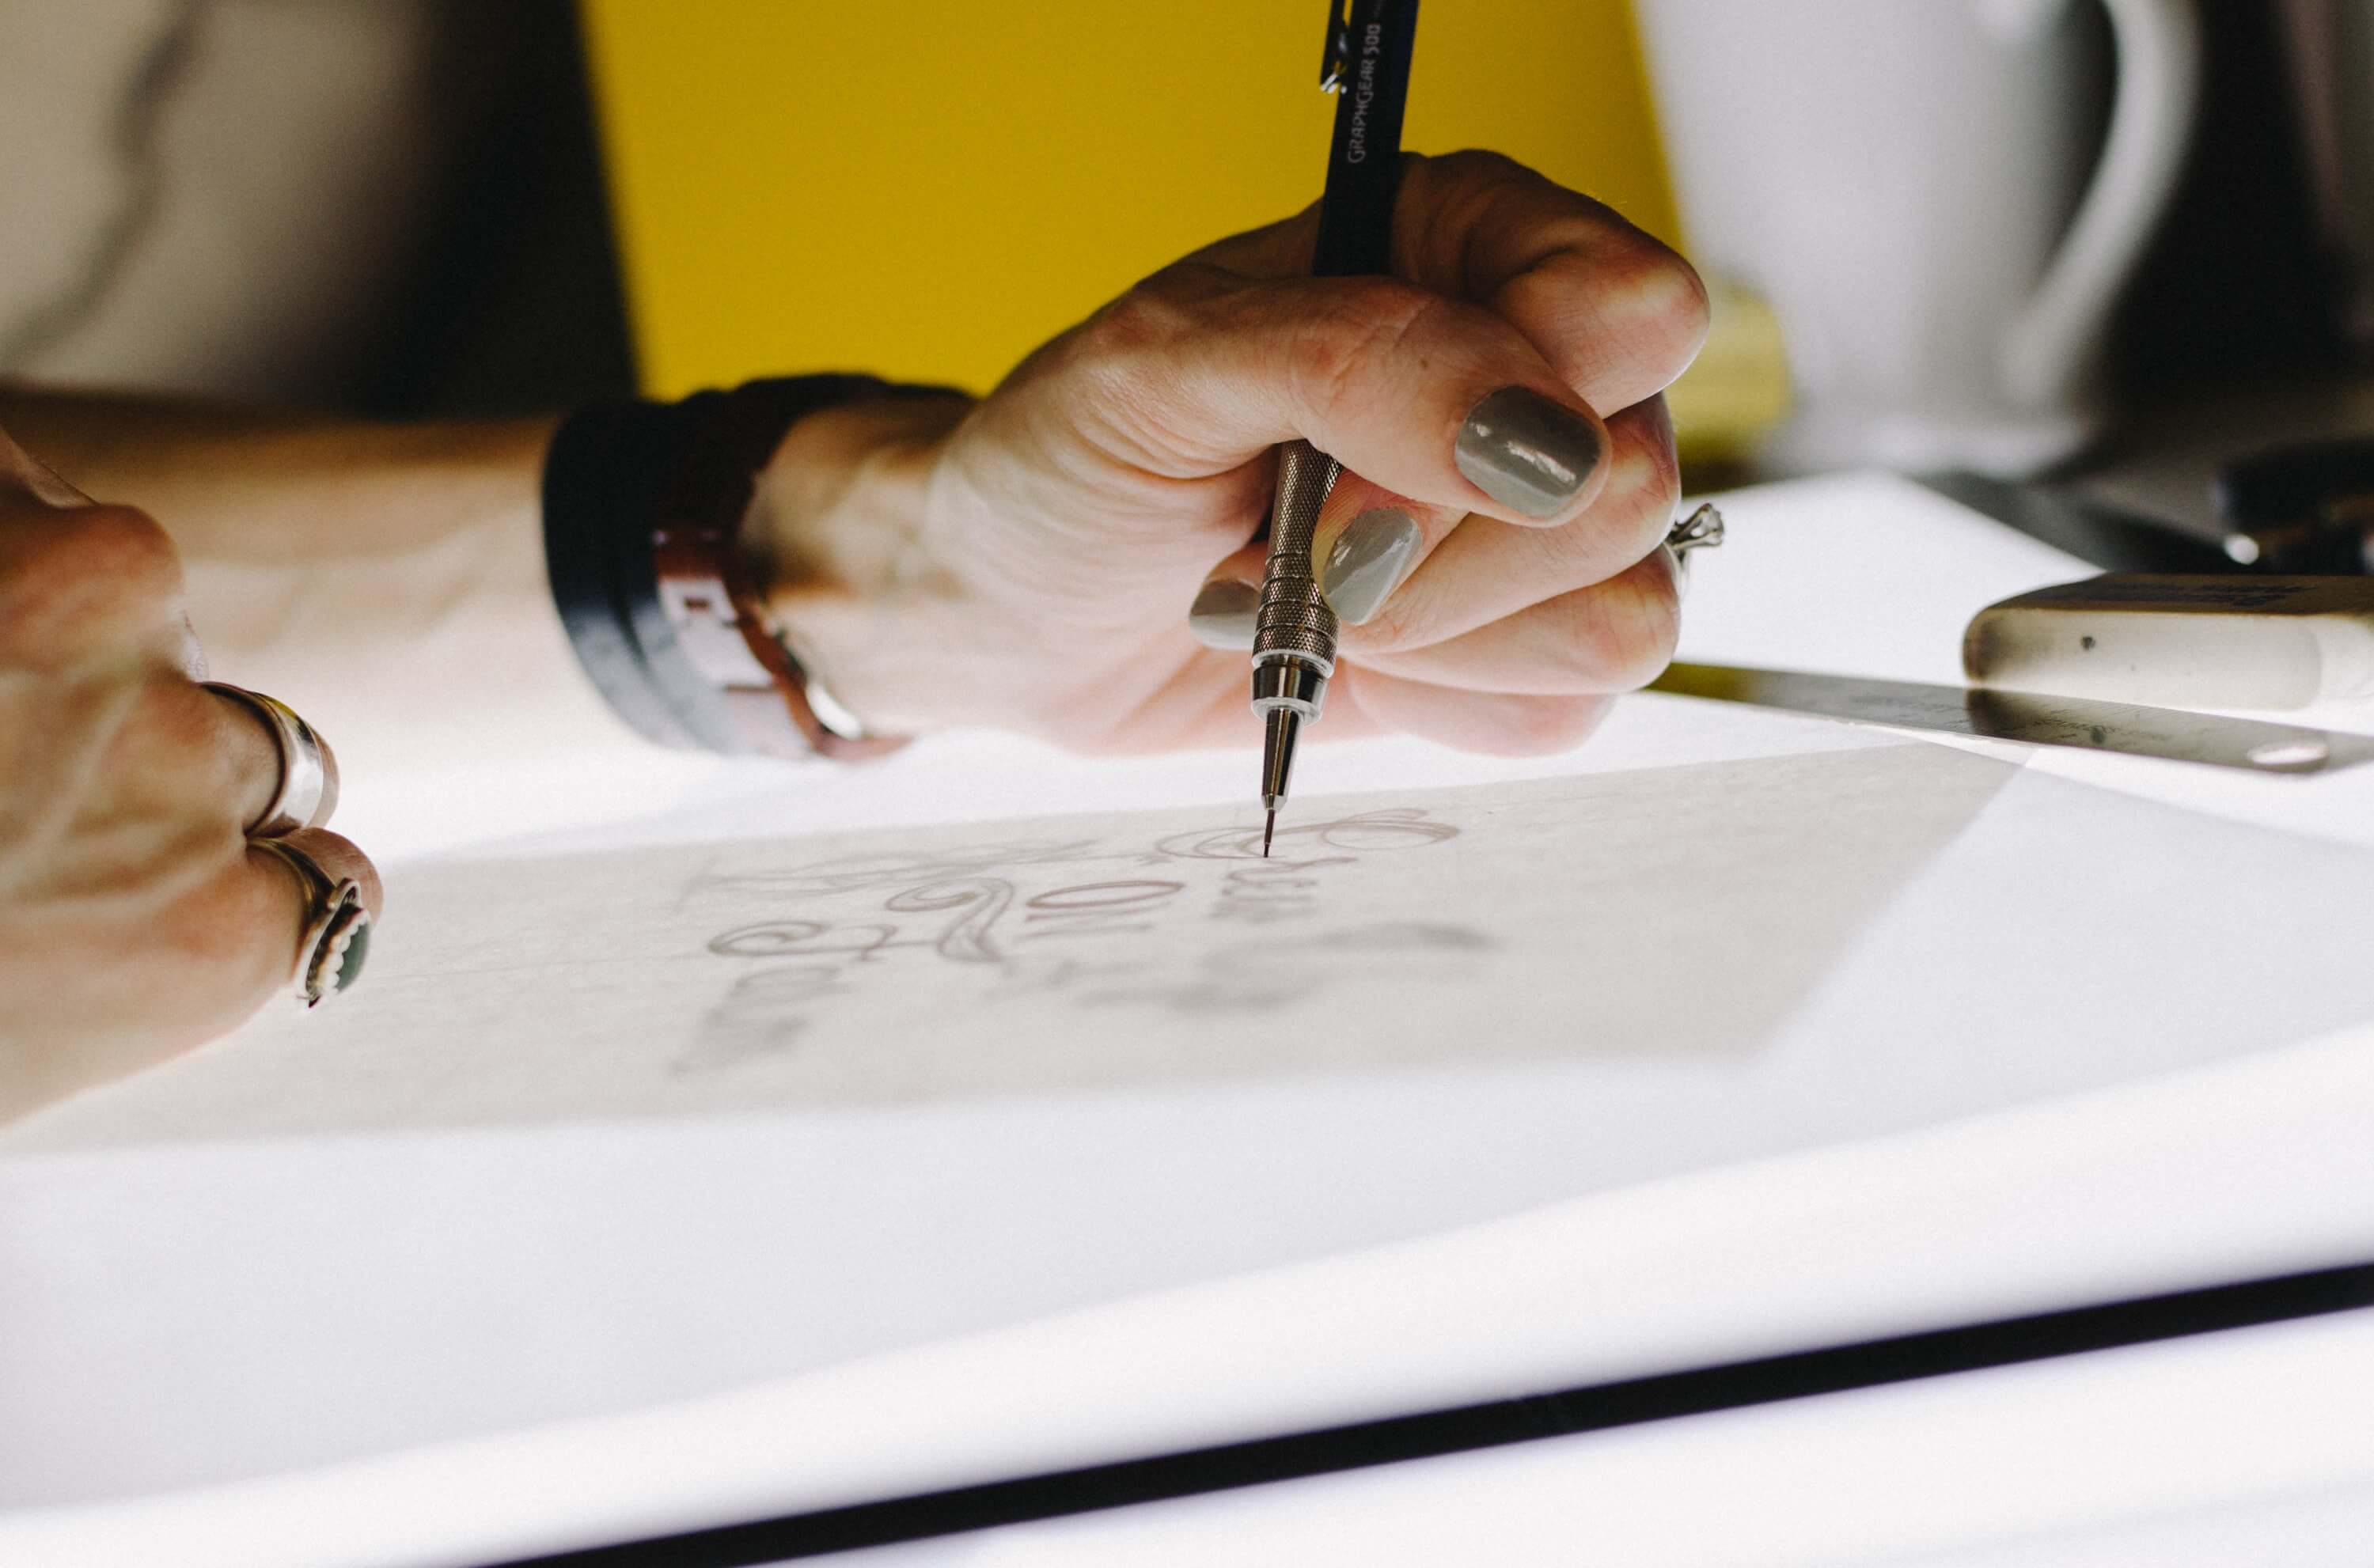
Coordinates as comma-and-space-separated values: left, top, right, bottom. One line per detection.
13, 744, 2020, 1140
7, 738, 2373, 1521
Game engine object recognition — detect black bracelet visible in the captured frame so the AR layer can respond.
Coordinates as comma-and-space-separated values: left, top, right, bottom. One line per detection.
540, 374, 919, 755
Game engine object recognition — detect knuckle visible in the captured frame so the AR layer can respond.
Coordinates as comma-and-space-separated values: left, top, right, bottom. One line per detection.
1062, 267, 1246, 449
1600, 246, 1712, 382
1609, 421, 1683, 544
1055, 282, 1211, 466
130, 671, 241, 790
1351, 604, 1422, 657
1504, 695, 1609, 756
1423, 147, 1534, 196
0, 503, 184, 658
150, 865, 301, 1029
287, 828, 382, 917
180, 869, 285, 975
1583, 561, 1682, 690
47, 676, 253, 862
1548, 407, 1681, 581
1348, 579, 1441, 656
1082, 278, 1197, 361
1431, 147, 1523, 176
1289, 276, 1440, 425
58, 504, 183, 606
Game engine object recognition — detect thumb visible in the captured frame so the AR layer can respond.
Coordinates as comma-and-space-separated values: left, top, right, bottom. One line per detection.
0, 424, 204, 675
0, 426, 93, 509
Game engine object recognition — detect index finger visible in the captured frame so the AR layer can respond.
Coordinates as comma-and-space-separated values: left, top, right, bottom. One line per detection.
1201, 150, 1709, 419
1398, 151, 1709, 417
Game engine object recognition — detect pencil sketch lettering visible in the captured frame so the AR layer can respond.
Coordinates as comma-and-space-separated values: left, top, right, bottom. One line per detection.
681, 809, 1475, 1074
6, 747, 2085, 1142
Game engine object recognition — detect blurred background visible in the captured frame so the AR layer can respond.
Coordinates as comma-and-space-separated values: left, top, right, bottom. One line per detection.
3, 0, 2369, 517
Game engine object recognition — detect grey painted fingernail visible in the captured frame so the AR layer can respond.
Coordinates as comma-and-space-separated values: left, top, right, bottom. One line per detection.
1455, 386, 1602, 517
1187, 578, 1260, 649
1321, 507, 1423, 625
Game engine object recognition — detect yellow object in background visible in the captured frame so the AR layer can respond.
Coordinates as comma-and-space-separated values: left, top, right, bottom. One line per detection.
1664, 278, 1791, 468
580, 0, 1781, 461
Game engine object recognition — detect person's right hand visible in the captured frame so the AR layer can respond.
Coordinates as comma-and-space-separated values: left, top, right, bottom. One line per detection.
756, 150, 1704, 756
0, 426, 380, 1123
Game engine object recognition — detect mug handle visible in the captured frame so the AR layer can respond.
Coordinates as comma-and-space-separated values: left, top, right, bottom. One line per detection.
1997, 0, 2202, 412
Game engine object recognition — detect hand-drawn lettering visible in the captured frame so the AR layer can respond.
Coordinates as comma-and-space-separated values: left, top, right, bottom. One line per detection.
682, 808, 1465, 1067
885, 878, 1015, 963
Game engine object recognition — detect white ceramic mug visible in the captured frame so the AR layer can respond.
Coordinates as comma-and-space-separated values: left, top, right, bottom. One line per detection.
1636, 0, 2201, 476
2281, 0, 2374, 347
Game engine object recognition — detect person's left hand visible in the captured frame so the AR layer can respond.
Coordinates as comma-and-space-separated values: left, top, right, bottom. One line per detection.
755, 150, 1707, 756
0, 426, 381, 1122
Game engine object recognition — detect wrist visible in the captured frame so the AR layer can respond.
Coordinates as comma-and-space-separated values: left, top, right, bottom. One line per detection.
749, 392, 981, 735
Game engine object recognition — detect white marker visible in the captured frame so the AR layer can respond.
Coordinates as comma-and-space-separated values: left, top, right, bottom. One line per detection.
1964, 574, 2374, 710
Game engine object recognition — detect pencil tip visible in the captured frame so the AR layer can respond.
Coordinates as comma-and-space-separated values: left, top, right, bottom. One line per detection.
1262, 809, 1276, 858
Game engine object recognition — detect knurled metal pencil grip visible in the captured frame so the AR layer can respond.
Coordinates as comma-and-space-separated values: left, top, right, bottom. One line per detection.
1253, 437, 1344, 711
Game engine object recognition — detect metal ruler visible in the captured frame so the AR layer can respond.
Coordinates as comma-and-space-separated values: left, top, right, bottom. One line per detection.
1649, 662, 2374, 775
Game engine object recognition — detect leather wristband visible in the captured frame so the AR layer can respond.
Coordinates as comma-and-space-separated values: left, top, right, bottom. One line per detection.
543, 375, 936, 760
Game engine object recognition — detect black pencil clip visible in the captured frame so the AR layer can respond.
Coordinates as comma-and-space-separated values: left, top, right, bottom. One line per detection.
1319, 0, 1352, 92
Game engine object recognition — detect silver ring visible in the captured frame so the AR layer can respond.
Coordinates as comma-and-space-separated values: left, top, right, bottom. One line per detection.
250, 838, 371, 1009
1665, 502, 1725, 558
204, 683, 339, 837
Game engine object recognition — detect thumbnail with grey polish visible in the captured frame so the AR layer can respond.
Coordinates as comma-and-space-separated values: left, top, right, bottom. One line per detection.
1455, 386, 1601, 517
1322, 507, 1423, 625
1188, 578, 1261, 649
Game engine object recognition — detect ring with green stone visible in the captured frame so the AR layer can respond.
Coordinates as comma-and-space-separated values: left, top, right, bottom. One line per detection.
252, 838, 373, 1009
